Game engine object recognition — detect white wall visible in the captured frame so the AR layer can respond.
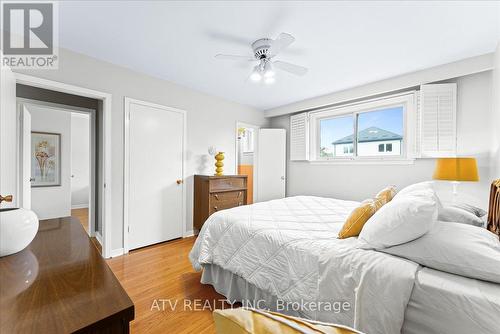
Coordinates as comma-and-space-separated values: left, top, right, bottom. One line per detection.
71, 113, 90, 209
270, 71, 494, 209
15, 48, 269, 250
266, 53, 494, 117
29, 105, 72, 219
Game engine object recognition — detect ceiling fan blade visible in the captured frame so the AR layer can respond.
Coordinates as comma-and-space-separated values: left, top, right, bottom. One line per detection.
273, 61, 308, 76
269, 33, 295, 56
215, 54, 255, 61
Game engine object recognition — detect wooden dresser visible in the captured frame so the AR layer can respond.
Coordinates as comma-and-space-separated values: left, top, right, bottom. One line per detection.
193, 175, 248, 231
0, 217, 134, 333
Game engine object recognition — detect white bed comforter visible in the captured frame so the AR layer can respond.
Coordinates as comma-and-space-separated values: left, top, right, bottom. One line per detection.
189, 196, 419, 334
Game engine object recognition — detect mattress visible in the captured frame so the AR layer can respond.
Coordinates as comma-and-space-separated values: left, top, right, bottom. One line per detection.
403, 267, 500, 334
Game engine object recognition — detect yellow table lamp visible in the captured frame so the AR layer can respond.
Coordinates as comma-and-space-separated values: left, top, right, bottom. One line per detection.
433, 157, 479, 202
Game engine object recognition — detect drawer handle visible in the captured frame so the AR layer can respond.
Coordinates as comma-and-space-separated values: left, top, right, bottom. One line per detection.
214, 194, 219, 200
213, 206, 218, 211
238, 192, 242, 198
0, 195, 13, 203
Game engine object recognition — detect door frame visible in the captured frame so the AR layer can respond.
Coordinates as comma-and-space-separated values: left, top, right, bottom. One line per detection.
123, 97, 187, 254
234, 121, 260, 203
14, 73, 113, 258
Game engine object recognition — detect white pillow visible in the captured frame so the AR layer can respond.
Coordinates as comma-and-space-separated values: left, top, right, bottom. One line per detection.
439, 206, 485, 227
395, 181, 443, 214
395, 181, 434, 198
381, 222, 500, 283
358, 189, 438, 249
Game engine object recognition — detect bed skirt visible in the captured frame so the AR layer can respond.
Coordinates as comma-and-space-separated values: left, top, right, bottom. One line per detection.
201, 264, 309, 319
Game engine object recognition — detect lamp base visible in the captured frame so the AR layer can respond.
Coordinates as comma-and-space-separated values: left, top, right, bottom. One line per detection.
451, 181, 460, 203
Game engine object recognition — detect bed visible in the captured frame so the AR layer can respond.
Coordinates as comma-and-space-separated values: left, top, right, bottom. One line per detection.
190, 195, 500, 334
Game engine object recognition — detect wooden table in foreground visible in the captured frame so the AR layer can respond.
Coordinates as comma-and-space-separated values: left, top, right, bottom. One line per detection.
0, 217, 134, 333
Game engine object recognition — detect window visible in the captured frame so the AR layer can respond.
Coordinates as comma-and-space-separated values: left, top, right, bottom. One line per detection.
310, 93, 414, 161
239, 127, 254, 153
356, 107, 403, 157
319, 115, 354, 158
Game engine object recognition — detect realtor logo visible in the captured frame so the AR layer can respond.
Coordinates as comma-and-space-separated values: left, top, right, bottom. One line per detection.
1, 1, 58, 68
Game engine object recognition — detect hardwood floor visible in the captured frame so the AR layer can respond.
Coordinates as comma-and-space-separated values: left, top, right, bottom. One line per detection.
71, 208, 89, 233
107, 237, 229, 334
71, 208, 102, 254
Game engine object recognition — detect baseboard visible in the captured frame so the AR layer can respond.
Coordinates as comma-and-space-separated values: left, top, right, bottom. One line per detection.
71, 204, 89, 209
183, 230, 194, 237
110, 248, 124, 258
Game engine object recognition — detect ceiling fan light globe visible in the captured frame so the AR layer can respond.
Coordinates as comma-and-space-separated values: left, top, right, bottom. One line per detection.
250, 71, 262, 82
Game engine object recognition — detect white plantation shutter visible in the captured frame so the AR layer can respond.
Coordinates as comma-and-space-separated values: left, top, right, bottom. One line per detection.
419, 84, 457, 157
413, 92, 421, 158
290, 112, 309, 161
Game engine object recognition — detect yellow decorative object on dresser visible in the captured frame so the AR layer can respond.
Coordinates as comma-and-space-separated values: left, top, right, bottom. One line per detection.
215, 152, 225, 176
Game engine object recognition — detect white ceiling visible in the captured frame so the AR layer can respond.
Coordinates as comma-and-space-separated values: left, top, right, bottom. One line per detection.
58, 1, 500, 110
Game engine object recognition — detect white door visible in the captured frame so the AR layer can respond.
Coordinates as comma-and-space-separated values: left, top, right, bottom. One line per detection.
256, 129, 286, 202
19, 106, 32, 209
126, 99, 184, 250
0, 63, 18, 208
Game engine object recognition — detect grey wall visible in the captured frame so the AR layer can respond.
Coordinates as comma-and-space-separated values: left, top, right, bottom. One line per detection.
15, 48, 268, 251
270, 71, 494, 209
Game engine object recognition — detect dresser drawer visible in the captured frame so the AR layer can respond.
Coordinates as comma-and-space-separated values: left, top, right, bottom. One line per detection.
210, 191, 245, 203
209, 198, 245, 215
209, 177, 246, 191
210, 190, 246, 214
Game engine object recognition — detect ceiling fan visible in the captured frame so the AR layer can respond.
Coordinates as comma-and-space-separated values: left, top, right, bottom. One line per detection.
215, 33, 308, 84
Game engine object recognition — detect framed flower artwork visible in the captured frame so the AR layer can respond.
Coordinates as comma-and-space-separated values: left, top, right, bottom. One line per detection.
31, 132, 61, 187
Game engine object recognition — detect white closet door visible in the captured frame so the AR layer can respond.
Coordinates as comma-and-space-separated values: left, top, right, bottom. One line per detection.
256, 129, 286, 202
126, 99, 184, 250
0, 63, 17, 208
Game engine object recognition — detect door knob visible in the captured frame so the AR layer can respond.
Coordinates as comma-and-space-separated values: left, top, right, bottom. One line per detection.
281, 176, 285, 180
0, 195, 13, 203
176, 179, 183, 185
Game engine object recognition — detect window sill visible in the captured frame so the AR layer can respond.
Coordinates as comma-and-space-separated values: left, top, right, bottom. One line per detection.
306, 158, 415, 165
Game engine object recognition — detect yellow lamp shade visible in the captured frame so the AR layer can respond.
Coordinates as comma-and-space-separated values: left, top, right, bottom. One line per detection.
433, 158, 479, 182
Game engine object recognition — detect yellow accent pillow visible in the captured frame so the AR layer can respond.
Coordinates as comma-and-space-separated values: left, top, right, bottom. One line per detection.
375, 186, 396, 205
373, 198, 385, 211
338, 199, 376, 239
213, 308, 362, 334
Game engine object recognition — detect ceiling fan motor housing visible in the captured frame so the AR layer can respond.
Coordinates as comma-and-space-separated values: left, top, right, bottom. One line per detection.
252, 38, 272, 59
